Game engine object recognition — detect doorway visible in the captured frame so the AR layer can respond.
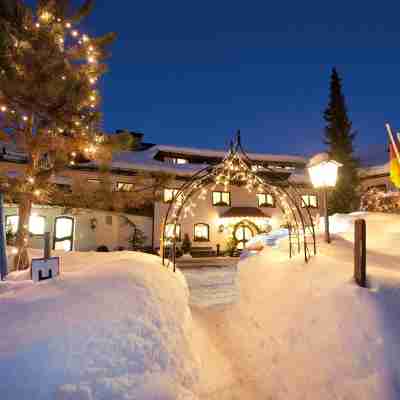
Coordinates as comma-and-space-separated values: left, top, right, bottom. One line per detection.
233, 222, 256, 250
53, 216, 75, 251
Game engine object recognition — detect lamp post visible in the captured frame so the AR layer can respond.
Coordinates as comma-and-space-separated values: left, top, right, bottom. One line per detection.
307, 153, 342, 243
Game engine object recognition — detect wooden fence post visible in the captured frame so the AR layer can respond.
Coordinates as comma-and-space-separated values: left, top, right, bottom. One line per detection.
44, 232, 51, 260
0, 192, 7, 280
354, 219, 367, 287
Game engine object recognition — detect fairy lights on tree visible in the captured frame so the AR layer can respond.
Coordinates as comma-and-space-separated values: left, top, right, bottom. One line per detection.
0, 0, 116, 269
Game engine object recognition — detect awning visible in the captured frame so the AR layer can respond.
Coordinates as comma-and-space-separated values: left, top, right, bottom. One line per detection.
220, 207, 270, 219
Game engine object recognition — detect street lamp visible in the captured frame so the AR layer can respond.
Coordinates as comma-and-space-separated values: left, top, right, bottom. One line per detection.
307, 153, 342, 243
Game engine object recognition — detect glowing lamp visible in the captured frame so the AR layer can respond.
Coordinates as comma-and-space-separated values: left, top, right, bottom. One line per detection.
307, 153, 342, 243
307, 153, 342, 189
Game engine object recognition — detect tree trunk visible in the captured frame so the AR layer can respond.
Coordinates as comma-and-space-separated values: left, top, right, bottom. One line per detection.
13, 194, 32, 271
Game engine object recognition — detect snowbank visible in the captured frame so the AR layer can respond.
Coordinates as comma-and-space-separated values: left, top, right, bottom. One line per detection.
0, 251, 199, 400
193, 213, 400, 399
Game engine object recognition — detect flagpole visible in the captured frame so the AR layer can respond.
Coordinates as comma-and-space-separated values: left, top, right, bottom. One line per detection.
385, 123, 400, 163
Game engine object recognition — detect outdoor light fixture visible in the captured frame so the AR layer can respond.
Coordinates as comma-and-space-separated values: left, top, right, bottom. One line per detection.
307, 153, 342, 243
90, 217, 98, 231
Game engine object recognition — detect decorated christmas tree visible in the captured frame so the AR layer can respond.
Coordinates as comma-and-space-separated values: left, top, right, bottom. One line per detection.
0, 0, 116, 269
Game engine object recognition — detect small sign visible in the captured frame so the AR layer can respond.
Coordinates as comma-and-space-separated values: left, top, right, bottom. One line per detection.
31, 257, 61, 282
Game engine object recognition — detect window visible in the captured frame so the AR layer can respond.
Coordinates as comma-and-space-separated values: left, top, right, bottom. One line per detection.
29, 215, 46, 235
194, 223, 210, 242
164, 188, 179, 203
5, 215, 19, 234
257, 193, 275, 207
212, 191, 231, 206
302, 194, 318, 208
165, 223, 181, 241
88, 178, 101, 185
367, 184, 387, 192
117, 182, 134, 192
56, 184, 72, 193
6, 214, 46, 235
165, 157, 188, 165
54, 216, 74, 252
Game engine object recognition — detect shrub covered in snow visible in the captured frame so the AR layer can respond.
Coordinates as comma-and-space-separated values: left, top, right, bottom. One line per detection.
360, 188, 400, 213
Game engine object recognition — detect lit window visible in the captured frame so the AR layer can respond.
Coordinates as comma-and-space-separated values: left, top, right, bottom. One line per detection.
212, 191, 231, 206
175, 158, 188, 164
88, 178, 101, 185
302, 194, 318, 208
164, 188, 179, 203
29, 215, 46, 235
54, 216, 74, 252
5, 214, 46, 235
257, 193, 274, 207
117, 182, 134, 192
165, 223, 181, 241
165, 157, 189, 165
5, 215, 19, 234
194, 223, 210, 242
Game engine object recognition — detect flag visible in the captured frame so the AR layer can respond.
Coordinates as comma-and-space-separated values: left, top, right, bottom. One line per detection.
387, 124, 400, 188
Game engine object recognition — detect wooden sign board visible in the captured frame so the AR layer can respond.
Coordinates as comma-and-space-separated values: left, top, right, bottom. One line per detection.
31, 257, 61, 282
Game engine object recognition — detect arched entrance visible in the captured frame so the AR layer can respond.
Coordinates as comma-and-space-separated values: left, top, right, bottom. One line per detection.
233, 220, 259, 250
162, 131, 317, 271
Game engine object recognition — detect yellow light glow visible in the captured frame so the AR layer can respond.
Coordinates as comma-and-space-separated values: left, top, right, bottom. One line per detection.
308, 161, 340, 188
29, 214, 45, 235
39, 11, 52, 22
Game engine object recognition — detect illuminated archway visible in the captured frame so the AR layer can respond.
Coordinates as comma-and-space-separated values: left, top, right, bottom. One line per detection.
162, 131, 316, 271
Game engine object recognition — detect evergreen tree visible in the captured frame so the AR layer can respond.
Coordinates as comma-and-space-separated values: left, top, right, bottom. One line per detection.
323, 68, 360, 214
0, 0, 115, 269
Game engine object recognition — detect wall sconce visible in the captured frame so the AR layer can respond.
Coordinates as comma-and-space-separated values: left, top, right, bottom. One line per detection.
218, 224, 225, 233
90, 217, 98, 231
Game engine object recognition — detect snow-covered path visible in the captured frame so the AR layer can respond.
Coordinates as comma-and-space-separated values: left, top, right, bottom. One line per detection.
192, 213, 400, 399
181, 265, 238, 308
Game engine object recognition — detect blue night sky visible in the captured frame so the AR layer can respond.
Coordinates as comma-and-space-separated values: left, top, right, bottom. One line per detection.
80, 1, 400, 163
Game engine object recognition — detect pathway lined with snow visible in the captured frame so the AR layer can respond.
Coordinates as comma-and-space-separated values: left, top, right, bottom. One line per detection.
182, 265, 239, 308
192, 213, 400, 400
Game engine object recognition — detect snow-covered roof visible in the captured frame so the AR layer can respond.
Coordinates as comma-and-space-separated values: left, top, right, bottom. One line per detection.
0, 139, 311, 183
85, 144, 309, 179
359, 162, 390, 178
153, 144, 307, 164
0, 141, 27, 162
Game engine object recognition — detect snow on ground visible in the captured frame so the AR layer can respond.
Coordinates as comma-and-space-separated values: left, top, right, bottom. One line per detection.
0, 251, 200, 400
2, 212, 400, 400
193, 212, 400, 399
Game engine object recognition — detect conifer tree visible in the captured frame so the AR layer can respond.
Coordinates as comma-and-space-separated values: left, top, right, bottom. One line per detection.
0, 0, 115, 269
323, 68, 360, 214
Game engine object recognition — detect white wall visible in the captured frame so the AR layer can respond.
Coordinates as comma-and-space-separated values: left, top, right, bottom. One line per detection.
154, 182, 320, 252
4, 205, 153, 253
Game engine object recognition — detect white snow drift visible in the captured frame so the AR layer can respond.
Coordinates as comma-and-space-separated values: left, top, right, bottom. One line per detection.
0, 251, 199, 400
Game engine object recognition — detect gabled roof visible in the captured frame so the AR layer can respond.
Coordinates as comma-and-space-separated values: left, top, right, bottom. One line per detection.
220, 207, 271, 219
